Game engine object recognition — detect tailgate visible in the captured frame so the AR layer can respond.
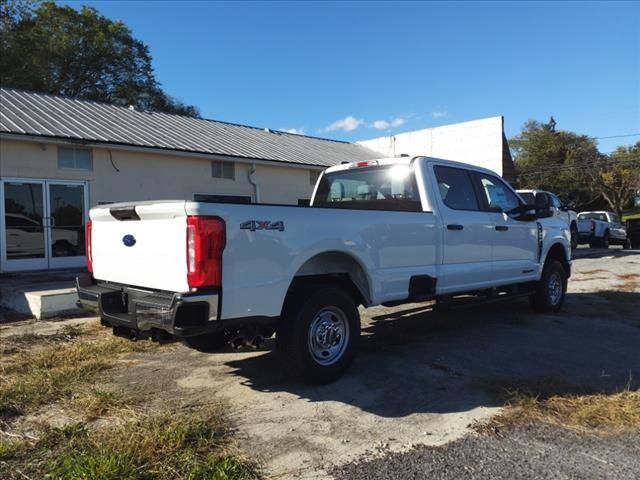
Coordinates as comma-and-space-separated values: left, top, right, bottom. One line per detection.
90, 201, 190, 292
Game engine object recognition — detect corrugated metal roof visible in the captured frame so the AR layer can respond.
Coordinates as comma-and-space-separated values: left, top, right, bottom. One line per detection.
0, 88, 379, 167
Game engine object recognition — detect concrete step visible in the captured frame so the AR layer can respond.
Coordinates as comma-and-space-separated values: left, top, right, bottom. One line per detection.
24, 287, 80, 320
0, 269, 84, 320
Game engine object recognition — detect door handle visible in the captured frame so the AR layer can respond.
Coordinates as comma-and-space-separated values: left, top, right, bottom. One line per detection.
447, 224, 464, 231
495, 225, 509, 231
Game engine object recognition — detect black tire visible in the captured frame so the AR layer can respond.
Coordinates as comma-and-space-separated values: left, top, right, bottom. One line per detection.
530, 260, 567, 313
570, 224, 578, 250
183, 332, 230, 353
276, 286, 360, 384
601, 231, 610, 249
623, 238, 632, 250
588, 242, 598, 249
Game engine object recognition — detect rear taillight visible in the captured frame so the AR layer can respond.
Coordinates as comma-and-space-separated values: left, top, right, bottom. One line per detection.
85, 219, 93, 273
186, 216, 226, 288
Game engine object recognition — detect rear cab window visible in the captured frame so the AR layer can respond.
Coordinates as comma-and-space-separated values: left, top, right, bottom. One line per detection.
433, 165, 479, 211
313, 165, 422, 211
579, 213, 607, 222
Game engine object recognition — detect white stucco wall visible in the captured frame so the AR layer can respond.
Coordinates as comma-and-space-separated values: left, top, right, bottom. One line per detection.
0, 138, 319, 207
357, 116, 506, 176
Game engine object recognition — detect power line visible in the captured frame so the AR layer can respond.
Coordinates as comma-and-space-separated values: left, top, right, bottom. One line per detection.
516, 155, 640, 177
594, 133, 640, 140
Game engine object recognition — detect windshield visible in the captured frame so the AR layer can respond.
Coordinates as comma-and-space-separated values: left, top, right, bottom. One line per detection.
578, 213, 607, 221
313, 165, 422, 211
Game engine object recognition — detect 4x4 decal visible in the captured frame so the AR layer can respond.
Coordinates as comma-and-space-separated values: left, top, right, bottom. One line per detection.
240, 220, 285, 232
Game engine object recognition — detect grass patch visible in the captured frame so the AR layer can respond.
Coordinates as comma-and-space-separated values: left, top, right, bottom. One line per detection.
1, 409, 258, 480
0, 332, 154, 418
479, 377, 640, 434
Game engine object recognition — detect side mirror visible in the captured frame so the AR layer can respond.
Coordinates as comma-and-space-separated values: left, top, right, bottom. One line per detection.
534, 193, 554, 219
559, 205, 569, 212
507, 204, 537, 222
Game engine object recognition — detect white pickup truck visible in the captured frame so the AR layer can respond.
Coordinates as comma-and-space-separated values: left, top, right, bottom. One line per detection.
516, 189, 579, 249
576, 211, 630, 248
77, 157, 571, 383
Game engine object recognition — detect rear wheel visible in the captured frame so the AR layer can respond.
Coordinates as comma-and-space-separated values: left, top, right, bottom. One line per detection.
601, 231, 610, 249
623, 238, 632, 250
277, 286, 360, 384
530, 260, 567, 313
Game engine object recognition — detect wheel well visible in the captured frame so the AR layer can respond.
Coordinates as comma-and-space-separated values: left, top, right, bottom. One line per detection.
570, 221, 577, 230
545, 243, 569, 275
282, 252, 371, 316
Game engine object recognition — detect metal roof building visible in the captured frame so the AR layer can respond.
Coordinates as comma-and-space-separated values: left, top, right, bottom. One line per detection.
0, 88, 378, 168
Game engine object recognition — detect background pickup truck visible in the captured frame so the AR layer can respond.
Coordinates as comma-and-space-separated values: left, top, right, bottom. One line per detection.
516, 189, 578, 249
576, 211, 630, 249
77, 157, 572, 383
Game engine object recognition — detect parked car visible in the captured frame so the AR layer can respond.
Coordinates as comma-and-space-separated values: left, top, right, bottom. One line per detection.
5, 213, 81, 258
576, 211, 630, 249
625, 218, 640, 249
77, 157, 571, 384
516, 189, 578, 249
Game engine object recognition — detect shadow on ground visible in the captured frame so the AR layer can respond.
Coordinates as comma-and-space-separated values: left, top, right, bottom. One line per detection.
220, 291, 640, 418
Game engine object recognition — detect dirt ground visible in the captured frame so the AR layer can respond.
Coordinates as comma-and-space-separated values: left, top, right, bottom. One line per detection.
2, 247, 639, 479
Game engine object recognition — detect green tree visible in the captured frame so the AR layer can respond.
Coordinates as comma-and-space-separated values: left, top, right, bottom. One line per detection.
0, 1, 199, 117
590, 143, 640, 215
511, 118, 601, 207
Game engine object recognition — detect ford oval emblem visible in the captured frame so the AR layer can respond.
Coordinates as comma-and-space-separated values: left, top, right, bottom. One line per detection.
122, 234, 136, 247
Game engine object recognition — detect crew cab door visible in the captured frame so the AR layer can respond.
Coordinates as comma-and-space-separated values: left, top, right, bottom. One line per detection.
431, 164, 494, 293
472, 172, 539, 284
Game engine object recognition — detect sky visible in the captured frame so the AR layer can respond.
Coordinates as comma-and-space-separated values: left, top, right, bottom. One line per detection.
68, 1, 639, 153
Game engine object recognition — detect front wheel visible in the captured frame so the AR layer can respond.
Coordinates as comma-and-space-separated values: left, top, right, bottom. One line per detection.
570, 224, 578, 250
530, 260, 567, 313
277, 286, 360, 384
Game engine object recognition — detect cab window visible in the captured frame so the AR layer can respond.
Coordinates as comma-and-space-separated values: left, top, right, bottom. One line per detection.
433, 166, 479, 211
476, 173, 521, 212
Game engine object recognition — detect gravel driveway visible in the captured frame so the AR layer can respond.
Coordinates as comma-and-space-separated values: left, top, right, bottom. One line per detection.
2, 248, 638, 479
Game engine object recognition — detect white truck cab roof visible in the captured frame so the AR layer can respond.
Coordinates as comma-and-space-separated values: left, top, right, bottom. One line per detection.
324, 156, 503, 178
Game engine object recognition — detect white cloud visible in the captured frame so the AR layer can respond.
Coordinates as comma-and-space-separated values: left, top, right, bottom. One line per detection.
281, 127, 305, 135
323, 115, 364, 132
370, 116, 406, 130
431, 110, 448, 119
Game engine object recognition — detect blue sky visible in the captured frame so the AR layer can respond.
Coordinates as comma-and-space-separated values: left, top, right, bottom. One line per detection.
70, 1, 639, 153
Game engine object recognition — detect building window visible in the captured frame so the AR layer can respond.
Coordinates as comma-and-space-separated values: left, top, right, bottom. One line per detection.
58, 147, 92, 170
310, 170, 320, 185
211, 160, 235, 180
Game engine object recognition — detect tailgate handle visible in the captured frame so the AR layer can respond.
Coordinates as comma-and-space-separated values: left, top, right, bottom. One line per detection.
495, 225, 509, 231
110, 206, 140, 221
447, 224, 464, 231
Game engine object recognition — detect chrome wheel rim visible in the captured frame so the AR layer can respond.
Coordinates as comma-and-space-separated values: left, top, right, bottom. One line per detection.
308, 307, 349, 366
548, 272, 563, 306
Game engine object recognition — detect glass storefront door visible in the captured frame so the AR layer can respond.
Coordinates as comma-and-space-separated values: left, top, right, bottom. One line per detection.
1, 179, 88, 272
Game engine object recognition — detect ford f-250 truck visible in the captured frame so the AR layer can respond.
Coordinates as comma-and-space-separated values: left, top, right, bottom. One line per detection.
576, 211, 630, 249
77, 157, 571, 383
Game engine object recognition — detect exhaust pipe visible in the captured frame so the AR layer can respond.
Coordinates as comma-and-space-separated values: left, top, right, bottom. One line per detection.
230, 335, 247, 350
229, 331, 265, 350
